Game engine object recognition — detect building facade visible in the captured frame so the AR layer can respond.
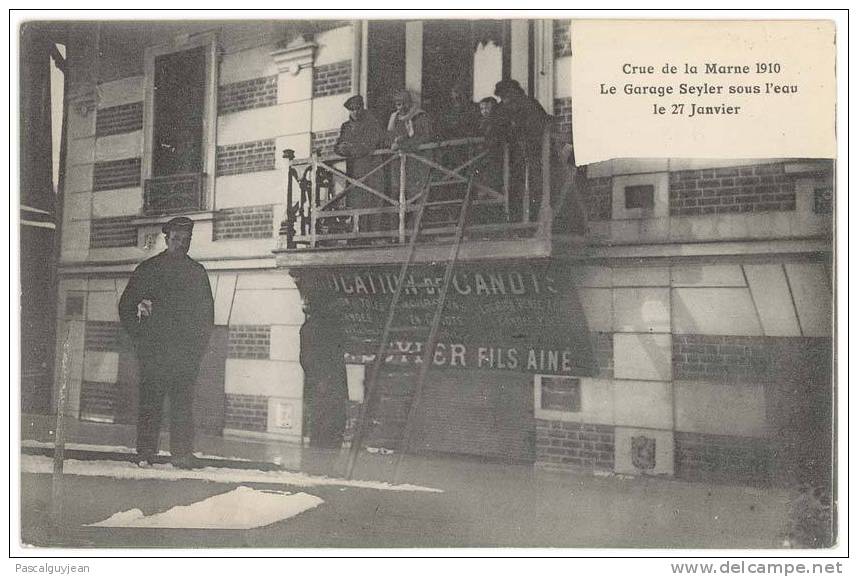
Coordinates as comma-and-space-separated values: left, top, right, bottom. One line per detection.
49, 19, 834, 487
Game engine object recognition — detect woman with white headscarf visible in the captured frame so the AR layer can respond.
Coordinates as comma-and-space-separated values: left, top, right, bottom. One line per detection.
386, 90, 435, 204
387, 89, 433, 151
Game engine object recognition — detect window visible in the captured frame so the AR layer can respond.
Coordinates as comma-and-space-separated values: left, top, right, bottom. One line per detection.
611, 173, 669, 220
152, 47, 206, 177
538, 375, 581, 412
624, 184, 654, 210
142, 33, 218, 215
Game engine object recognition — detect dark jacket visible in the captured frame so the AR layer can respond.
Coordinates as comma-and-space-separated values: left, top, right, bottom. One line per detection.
119, 251, 214, 364
498, 95, 551, 150
334, 110, 385, 159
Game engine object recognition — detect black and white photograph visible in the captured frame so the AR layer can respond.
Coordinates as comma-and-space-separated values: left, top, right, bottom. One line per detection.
12, 11, 842, 560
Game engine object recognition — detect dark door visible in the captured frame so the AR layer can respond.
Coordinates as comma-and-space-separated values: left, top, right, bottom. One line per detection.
421, 20, 474, 119
366, 21, 406, 123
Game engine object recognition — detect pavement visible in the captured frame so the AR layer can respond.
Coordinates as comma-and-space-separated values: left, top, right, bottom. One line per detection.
18, 414, 797, 549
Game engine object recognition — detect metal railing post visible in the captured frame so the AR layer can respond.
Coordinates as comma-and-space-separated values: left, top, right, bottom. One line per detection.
398, 151, 407, 244
282, 149, 296, 249
310, 151, 319, 247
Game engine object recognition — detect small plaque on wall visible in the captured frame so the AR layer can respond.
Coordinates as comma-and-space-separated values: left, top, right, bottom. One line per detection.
539, 375, 581, 412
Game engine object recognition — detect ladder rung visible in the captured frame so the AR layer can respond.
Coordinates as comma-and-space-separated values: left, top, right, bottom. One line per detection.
428, 180, 465, 188
422, 220, 460, 226
425, 200, 464, 207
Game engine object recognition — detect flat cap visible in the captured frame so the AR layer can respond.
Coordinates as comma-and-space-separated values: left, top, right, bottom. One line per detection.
162, 216, 195, 234
343, 95, 364, 110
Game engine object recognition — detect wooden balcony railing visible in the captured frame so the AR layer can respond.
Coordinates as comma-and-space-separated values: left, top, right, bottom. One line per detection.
280, 130, 554, 249
143, 172, 207, 215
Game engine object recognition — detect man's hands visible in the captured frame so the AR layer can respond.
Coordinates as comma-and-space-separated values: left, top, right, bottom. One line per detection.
136, 299, 153, 321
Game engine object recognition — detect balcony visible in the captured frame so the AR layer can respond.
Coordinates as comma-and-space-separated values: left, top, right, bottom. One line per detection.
143, 172, 207, 215
275, 130, 585, 267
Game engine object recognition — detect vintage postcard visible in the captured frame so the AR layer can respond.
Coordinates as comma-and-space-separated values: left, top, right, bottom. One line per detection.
12, 9, 843, 568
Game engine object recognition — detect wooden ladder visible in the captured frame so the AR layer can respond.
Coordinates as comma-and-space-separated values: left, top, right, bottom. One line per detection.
344, 172, 476, 480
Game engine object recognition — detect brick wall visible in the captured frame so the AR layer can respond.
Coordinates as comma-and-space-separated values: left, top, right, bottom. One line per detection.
672, 334, 774, 382
535, 420, 614, 470
814, 186, 833, 213
90, 216, 138, 248
553, 97, 572, 140
311, 129, 340, 157
95, 102, 144, 137
228, 325, 271, 359
312, 60, 352, 98
213, 205, 274, 240
670, 163, 796, 216
553, 19, 572, 58
79, 380, 116, 423
591, 332, 613, 378
674, 431, 774, 486
216, 139, 276, 177
218, 76, 278, 116
85, 321, 127, 352
582, 176, 612, 221
224, 393, 268, 431
93, 158, 142, 191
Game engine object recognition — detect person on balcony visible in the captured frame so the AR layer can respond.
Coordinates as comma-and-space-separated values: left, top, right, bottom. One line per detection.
438, 83, 481, 140
476, 96, 511, 200
334, 95, 386, 233
118, 217, 214, 469
494, 79, 551, 221
386, 90, 434, 208
386, 89, 433, 151
335, 95, 385, 176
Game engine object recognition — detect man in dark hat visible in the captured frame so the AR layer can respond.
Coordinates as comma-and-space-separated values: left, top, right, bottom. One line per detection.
119, 216, 214, 468
494, 79, 552, 221
335, 95, 385, 174
334, 94, 386, 233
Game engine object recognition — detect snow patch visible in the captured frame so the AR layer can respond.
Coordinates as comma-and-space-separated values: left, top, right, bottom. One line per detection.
21, 455, 443, 493
85, 486, 323, 529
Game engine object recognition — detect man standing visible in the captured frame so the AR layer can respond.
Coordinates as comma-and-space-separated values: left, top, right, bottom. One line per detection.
119, 217, 214, 468
494, 79, 551, 221
334, 95, 386, 233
